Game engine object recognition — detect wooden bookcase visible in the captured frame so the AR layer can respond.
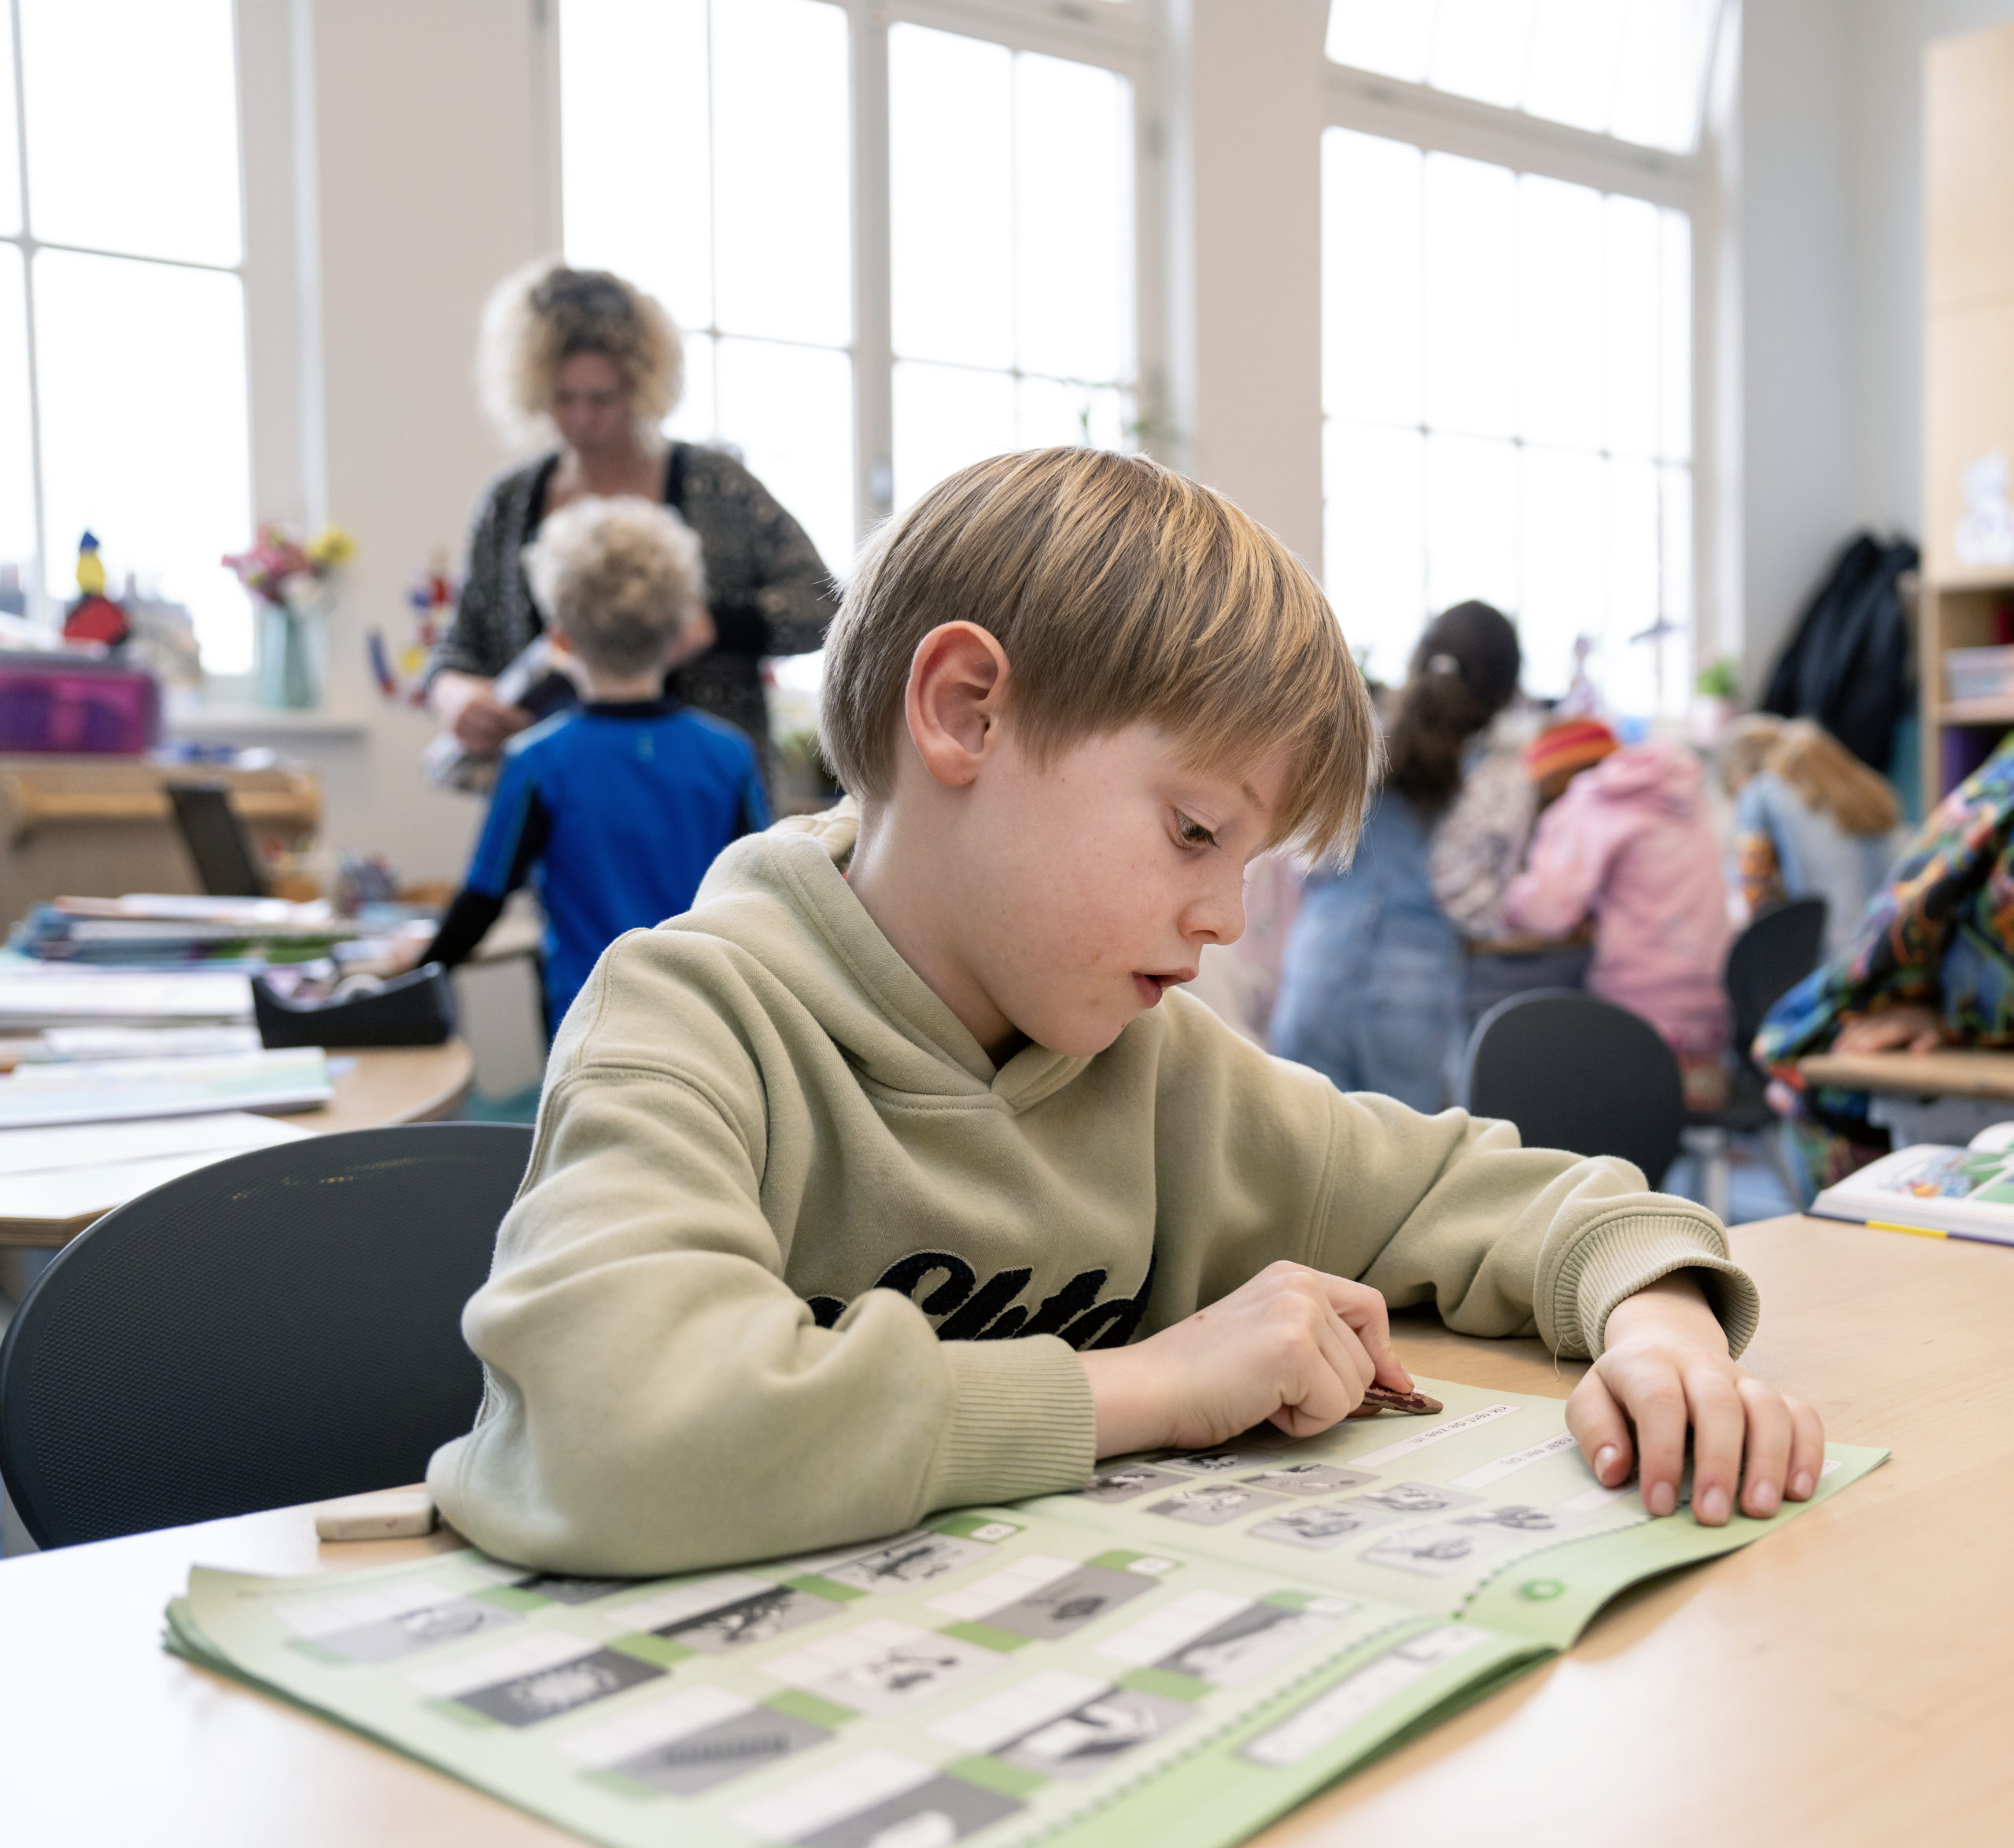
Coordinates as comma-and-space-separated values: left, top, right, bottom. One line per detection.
1922, 21, 2014, 802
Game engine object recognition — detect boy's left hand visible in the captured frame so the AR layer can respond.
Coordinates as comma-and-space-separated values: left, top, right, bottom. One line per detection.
1565, 1273, 1824, 1526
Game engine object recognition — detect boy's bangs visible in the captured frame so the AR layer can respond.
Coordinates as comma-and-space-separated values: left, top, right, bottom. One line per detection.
1007, 470, 1377, 867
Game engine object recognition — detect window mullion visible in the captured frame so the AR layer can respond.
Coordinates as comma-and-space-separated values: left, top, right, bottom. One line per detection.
850, 0, 893, 531
9, 0, 46, 629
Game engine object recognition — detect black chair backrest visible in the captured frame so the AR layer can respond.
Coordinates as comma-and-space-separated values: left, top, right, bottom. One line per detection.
0, 1123, 531, 1549
1724, 897, 1828, 1053
1460, 990, 1684, 1182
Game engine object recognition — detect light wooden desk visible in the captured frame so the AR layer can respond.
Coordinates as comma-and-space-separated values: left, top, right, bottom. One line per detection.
0, 1215, 2006, 1847
1799, 1043, 2014, 1100
0, 1039, 475, 1249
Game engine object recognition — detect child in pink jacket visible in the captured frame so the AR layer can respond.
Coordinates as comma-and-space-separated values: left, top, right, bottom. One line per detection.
1503, 721, 1732, 1105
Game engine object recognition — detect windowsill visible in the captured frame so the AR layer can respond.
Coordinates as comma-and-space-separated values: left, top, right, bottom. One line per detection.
164, 705, 369, 740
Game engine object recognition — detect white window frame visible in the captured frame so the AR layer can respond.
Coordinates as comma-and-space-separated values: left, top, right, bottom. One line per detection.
0, 0, 293, 700
1319, 42, 1733, 693
548, 0, 1167, 553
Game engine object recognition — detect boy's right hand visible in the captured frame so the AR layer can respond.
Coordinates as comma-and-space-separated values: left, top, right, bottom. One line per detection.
1079, 1261, 1413, 1458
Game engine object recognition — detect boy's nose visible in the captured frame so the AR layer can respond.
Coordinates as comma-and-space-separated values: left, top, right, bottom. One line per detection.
1186, 880, 1247, 948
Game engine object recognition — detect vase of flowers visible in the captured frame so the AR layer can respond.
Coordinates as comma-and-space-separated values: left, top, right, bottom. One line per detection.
223, 525, 356, 710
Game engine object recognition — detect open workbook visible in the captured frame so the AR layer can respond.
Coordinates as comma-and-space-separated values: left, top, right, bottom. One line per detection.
165, 1378, 1885, 1848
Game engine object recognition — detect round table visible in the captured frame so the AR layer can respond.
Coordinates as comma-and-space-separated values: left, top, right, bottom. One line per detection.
0, 1039, 475, 1249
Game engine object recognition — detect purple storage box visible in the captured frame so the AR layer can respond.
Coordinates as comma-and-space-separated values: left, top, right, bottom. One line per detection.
0, 652, 163, 754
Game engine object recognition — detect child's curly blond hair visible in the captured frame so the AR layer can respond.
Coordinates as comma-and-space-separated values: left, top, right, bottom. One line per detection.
523, 497, 706, 681
478, 260, 684, 452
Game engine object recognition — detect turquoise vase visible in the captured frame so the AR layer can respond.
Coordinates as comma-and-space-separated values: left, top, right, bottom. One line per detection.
258, 604, 318, 709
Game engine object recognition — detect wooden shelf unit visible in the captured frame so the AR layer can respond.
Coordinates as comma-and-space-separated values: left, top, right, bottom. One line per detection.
1923, 23, 2014, 802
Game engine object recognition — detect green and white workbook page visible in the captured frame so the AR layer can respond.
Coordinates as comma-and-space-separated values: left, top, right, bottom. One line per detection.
166, 1379, 1886, 1848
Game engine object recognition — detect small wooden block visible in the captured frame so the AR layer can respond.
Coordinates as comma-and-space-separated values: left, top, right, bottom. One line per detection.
313, 1488, 437, 1542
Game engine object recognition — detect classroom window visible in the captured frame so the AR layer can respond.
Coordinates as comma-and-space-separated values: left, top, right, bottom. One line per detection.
1320, 127, 1692, 714
0, 0, 255, 671
886, 24, 1134, 511
561, 0, 857, 578
559, 0, 1143, 579
1325, 0, 1723, 155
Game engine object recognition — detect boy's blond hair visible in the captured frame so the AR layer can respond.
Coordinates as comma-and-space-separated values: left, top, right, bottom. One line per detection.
820, 448, 1377, 861
523, 496, 705, 681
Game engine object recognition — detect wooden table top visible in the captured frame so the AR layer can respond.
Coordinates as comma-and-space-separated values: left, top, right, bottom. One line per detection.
0, 1214, 2007, 1846
0, 1039, 475, 1247
1799, 1042, 2014, 1100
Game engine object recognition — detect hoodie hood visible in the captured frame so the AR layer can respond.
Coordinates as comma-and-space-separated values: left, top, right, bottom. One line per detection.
1574, 740, 1705, 817
685, 799, 1091, 1110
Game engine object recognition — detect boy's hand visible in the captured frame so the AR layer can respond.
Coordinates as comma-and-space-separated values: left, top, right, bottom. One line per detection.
1566, 1274, 1825, 1526
1080, 1261, 1414, 1459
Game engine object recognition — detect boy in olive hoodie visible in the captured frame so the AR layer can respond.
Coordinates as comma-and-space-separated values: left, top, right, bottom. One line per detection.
430, 448, 1824, 1577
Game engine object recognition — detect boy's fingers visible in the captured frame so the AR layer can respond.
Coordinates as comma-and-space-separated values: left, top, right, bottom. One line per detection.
1736, 1378, 1792, 1518
1309, 1300, 1375, 1402
1785, 1398, 1827, 1500
1278, 1300, 1368, 1432
1621, 1367, 1688, 1516
1565, 1372, 1633, 1486
1314, 1275, 1411, 1391
1684, 1364, 1744, 1525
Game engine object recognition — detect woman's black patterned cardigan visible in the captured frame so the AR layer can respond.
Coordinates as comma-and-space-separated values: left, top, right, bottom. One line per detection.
427, 443, 838, 776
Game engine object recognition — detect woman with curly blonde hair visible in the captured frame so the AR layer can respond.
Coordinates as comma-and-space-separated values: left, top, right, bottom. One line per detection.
427, 260, 835, 784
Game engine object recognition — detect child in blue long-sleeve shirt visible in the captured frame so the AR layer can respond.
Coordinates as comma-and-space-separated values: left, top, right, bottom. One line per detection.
423, 496, 769, 1028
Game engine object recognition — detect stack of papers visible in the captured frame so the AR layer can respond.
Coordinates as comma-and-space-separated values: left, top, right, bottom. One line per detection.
16, 1024, 264, 1062
14, 894, 356, 968
0, 1048, 332, 1128
0, 1112, 315, 1229
0, 963, 253, 1031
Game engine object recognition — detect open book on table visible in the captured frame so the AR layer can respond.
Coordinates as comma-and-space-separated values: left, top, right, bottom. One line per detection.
1809, 1133, 2014, 1243
164, 1378, 1885, 1848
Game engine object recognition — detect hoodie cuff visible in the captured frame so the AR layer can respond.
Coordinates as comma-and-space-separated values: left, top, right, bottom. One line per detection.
924, 1337, 1097, 1514
1548, 1212, 1761, 1360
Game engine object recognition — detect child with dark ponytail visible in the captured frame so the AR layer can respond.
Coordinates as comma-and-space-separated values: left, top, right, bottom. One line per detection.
1271, 603, 1522, 1108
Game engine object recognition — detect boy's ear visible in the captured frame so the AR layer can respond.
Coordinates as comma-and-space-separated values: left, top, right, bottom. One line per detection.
904, 622, 1011, 788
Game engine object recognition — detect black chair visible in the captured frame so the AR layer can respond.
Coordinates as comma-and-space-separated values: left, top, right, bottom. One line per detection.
1686, 898, 1829, 1215
1459, 990, 1686, 1182
0, 1123, 531, 1550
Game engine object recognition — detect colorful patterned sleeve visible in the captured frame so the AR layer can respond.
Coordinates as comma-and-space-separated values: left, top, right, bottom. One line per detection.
1754, 732, 2014, 1067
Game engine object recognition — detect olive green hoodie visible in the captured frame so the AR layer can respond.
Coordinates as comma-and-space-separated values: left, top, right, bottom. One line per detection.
428, 803, 1757, 1577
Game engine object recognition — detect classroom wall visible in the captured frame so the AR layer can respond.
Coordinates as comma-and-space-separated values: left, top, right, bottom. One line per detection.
1738, 0, 2014, 687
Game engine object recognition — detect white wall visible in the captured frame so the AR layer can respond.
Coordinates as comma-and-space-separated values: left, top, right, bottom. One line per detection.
1739, 0, 1856, 684
1739, 0, 2014, 685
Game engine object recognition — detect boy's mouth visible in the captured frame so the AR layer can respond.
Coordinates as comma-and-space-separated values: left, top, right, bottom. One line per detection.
1132, 970, 1194, 1006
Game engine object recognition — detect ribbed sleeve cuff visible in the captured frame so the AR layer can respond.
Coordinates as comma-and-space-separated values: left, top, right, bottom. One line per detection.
1548, 1212, 1761, 1360
923, 1337, 1097, 1514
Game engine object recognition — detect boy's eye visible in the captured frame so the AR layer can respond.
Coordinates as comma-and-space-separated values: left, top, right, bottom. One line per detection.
1175, 812, 1217, 849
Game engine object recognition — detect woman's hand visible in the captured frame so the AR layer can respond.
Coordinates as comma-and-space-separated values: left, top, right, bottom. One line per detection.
1833, 1005, 1944, 1055
1079, 1262, 1413, 1459
432, 672, 533, 755
1566, 1274, 1824, 1525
